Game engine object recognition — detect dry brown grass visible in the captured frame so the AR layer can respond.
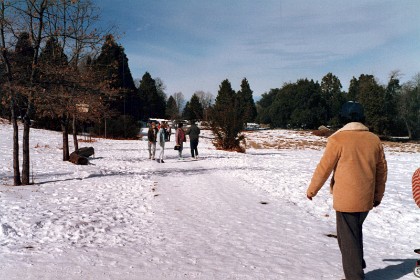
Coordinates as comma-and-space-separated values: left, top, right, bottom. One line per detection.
247, 138, 327, 151
245, 130, 420, 153
382, 141, 420, 153
78, 138, 97, 143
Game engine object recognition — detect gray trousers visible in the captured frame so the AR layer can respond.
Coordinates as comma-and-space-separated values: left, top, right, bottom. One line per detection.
336, 211, 369, 280
148, 142, 156, 158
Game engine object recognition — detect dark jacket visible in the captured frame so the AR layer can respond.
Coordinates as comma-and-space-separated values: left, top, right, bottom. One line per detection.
147, 127, 158, 142
186, 124, 200, 141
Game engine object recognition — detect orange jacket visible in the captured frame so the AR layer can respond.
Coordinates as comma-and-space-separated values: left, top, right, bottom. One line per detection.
307, 122, 387, 212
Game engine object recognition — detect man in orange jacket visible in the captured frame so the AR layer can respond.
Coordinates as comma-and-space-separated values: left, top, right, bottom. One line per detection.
307, 101, 387, 280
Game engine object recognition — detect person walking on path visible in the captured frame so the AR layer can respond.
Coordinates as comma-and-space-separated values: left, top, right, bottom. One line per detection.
156, 122, 167, 163
166, 124, 172, 141
175, 122, 186, 160
186, 121, 200, 159
306, 101, 388, 280
147, 122, 158, 160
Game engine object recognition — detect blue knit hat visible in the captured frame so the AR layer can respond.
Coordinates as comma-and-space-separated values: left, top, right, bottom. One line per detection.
340, 101, 365, 123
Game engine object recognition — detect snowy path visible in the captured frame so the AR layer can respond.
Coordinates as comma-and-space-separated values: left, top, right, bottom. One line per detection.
1, 124, 419, 279
146, 156, 342, 279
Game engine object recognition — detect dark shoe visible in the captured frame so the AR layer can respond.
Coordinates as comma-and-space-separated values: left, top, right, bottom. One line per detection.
160, 160, 165, 163
156, 159, 160, 163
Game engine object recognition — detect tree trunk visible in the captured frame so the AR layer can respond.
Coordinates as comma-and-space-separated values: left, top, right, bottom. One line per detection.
11, 107, 21, 186
21, 118, 31, 185
72, 115, 78, 151
404, 119, 412, 140
62, 119, 70, 161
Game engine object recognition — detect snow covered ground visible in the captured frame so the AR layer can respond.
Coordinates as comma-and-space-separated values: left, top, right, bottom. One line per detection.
0, 121, 419, 280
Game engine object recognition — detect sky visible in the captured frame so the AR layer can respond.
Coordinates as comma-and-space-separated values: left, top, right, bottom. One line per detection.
93, 0, 420, 100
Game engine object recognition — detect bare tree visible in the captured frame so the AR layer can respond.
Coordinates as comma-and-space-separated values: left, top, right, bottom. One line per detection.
0, 0, 21, 185
173, 91, 185, 117
40, 0, 115, 159
0, 0, 50, 185
193, 90, 213, 121
0, 0, 114, 184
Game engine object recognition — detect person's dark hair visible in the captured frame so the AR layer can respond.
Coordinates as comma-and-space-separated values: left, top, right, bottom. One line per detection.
178, 122, 183, 128
339, 101, 365, 123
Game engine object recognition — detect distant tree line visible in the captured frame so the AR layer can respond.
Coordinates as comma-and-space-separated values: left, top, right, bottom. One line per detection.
256, 72, 420, 140
0, 1, 418, 186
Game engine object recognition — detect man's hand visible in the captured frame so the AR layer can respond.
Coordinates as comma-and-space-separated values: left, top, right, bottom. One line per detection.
373, 200, 381, 207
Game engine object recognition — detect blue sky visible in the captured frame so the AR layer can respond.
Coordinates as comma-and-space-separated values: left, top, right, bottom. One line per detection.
94, 0, 420, 99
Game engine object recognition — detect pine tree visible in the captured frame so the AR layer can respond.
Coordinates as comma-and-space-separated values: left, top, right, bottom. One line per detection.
38, 36, 74, 160
188, 94, 204, 121
94, 35, 139, 120
357, 74, 387, 134
210, 79, 245, 151
237, 78, 257, 124
138, 72, 166, 119
320, 73, 345, 126
398, 74, 420, 140
166, 95, 179, 120
347, 77, 359, 101
182, 101, 192, 120
384, 72, 400, 135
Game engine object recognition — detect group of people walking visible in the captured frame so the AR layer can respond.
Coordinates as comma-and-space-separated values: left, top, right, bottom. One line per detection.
147, 121, 200, 163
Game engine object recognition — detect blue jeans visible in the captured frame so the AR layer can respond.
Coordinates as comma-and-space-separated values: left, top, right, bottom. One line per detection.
190, 139, 199, 157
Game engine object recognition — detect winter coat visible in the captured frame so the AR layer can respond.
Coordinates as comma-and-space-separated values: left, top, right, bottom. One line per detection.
307, 122, 388, 212
175, 128, 186, 145
186, 124, 200, 141
147, 127, 158, 142
413, 168, 420, 208
157, 128, 166, 146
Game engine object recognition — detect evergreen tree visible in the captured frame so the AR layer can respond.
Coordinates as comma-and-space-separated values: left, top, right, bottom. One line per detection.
320, 72, 345, 127
94, 35, 139, 120
39, 37, 68, 66
209, 79, 244, 151
138, 72, 166, 119
13, 32, 34, 85
347, 77, 359, 101
237, 78, 257, 124
166, 95, 179, 120
188, 94, 204, 121
255, 89, 278, 125
95, 34, 135, 89
182, 101, 192, 120
384, 72, 401, 135
398, 74, 420, 140
256, 79, 325, 129
357, 74, 387, 134
38, 36, 73, 160
289, 79, 324, 129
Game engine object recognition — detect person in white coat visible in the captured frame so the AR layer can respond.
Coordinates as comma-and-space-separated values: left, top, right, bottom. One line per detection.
156, 122, 167, 163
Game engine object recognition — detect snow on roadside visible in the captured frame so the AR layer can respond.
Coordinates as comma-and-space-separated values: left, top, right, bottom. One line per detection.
1, 122, 420, 279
